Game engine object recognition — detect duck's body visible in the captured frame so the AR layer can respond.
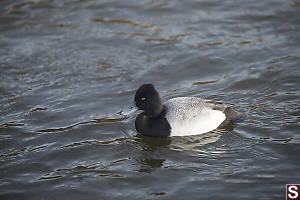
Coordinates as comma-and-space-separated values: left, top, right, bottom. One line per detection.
165, 97, 227, 136
134, 84, 241, 137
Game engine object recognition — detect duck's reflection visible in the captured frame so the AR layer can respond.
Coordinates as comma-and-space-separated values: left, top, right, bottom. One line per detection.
132, 124, 235, 172
134, 134, 172, 151
133, 135, 171, 172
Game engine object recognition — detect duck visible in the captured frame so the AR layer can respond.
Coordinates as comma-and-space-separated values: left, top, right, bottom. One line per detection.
134, 84, 242, 137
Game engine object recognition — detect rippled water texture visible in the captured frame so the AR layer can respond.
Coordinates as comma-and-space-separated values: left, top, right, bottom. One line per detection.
1, 0, 300, 199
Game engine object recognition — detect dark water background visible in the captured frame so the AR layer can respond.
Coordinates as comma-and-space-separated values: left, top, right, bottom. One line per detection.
1, 0, 300, 199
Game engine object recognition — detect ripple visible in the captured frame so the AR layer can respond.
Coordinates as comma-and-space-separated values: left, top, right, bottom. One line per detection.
271, 138, 293, 144
36, 116, 128, 133
60, 137, 127, 149
145, 38, 177, 43
0, 147, 26, 159
1, 122, 24, 128
91, 18, 156, 29
38, 175, 63, 181
192, 80, 219, 86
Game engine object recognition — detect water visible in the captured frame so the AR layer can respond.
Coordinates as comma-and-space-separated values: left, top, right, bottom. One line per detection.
1, 0, 300, 199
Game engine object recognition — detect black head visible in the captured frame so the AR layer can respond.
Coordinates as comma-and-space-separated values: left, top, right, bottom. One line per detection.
134, 84, 163, 117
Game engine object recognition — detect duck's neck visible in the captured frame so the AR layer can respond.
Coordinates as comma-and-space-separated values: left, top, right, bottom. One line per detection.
145, 105, 166, 118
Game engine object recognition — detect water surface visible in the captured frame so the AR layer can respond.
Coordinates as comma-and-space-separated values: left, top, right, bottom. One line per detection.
1, 0, 300, 199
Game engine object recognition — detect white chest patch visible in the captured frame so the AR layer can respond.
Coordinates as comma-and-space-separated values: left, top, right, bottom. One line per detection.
164, 97, 226, 136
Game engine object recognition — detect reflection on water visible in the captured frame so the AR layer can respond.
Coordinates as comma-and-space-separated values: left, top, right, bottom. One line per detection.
133, 135, 170, 172
132, 127, 238, 172
1, 0, 300, 199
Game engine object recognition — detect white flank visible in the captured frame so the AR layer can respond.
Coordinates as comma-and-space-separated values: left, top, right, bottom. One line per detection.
164, 97, 226, 136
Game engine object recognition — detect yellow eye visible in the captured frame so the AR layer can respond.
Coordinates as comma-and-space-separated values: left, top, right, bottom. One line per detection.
141, 97, 146, 101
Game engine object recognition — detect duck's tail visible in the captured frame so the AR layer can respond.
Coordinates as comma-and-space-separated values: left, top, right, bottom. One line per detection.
207, 100, 242, 122
224, 107, 242, 121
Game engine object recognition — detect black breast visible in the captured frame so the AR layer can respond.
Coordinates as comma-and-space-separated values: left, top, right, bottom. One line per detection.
135, 108, 171, 137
